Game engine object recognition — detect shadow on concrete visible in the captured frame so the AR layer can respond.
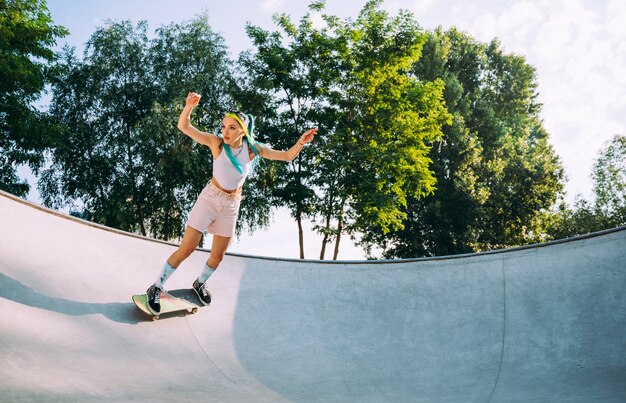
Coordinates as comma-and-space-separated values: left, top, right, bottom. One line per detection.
0, 272, 142, 325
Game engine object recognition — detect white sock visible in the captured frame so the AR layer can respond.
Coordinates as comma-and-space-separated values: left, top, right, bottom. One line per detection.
197, 263, 215, 284
155, 261, 176, 289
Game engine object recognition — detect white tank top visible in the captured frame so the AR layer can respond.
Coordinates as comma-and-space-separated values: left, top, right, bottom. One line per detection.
212, 141, 252, 190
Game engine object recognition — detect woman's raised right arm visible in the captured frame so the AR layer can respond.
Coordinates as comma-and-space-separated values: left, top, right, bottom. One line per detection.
177, 92, 221, 149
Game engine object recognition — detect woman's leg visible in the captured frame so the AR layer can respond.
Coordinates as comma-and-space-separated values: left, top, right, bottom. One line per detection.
193, 235, 231, 305
206, 235, 232, 271
167, 226, 203, 268
147, 226, 204, 314
152, 226, 202, 289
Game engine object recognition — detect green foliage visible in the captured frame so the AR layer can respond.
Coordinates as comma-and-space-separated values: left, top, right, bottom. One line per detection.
592, 134, 626, 225
339, 5, 451, 238
235, 3, 337, 257
368, 27, 565, 258
545, 198, 612, 239
40, 15, 233, 240
238, 0, 451, 259
547, 134, 626, 238
0, 0, 67, 196
10, 1, 572, 258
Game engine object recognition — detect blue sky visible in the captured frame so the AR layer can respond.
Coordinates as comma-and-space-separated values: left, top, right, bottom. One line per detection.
26, 0, 626, 259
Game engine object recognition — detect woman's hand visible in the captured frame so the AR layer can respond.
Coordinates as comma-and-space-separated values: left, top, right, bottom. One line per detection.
299, 128, 318, 145
185, 92, 201, 108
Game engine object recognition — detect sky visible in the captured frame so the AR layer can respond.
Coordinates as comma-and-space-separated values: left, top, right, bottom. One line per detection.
22, 0, 626, 260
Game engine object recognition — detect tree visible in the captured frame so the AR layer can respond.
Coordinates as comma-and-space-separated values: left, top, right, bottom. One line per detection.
41, 20, 155, 233
0, 0, 67, 196
237, 0, 451, 259
545, 197, 611, 239
545, 135, 626, 240
592, 134, 626, 226
332, 3, 452, 259
234, 3, 334, 258
367, 27, 565, 258
40, 16, 233, 241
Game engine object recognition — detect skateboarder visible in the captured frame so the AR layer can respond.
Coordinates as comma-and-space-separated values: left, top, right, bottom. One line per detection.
146, 92, 317, 314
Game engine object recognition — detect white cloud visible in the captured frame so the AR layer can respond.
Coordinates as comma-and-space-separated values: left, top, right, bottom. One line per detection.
470, 12, 498, 41
378, 0, 435, 17
412, 0, 435, 15
607, 0, 626, 37
381, 0, 402, 15
259, 0, 286, 13
450, 0, 626, 201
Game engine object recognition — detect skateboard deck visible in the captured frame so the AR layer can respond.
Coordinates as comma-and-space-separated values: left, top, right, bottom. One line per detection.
132, 289, 202, 321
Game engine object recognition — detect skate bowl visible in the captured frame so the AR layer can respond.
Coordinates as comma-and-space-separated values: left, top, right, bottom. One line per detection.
1, 189, 625, 402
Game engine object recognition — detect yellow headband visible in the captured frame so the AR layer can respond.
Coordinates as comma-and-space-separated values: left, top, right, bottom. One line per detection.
225, 113, 248, 135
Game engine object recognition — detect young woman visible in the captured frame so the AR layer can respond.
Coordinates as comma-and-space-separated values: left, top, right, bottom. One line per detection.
146, 92, 317, 314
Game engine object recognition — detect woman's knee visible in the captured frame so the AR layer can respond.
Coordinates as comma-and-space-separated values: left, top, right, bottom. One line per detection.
179, 245, 197, 260
207, 235, 231, 269
175, 228, 202, 259
168, 247, 194, 266
209, 251, 225, 265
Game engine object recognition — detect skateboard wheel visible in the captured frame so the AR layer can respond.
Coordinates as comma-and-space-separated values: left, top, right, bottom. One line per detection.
191, 308, 198, 314
152, 316, 158, 321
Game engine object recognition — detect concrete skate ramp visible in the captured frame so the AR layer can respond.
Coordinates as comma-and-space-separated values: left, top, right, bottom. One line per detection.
1, 190, 625, 402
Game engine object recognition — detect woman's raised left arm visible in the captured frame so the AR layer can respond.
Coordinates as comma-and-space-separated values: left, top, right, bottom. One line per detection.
257, 128, 318, 162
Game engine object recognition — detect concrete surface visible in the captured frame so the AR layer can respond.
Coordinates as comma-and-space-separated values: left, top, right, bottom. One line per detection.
0, 189, 625, 402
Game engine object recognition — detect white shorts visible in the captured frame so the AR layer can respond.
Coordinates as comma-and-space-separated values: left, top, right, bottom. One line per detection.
187, 181, 242, 238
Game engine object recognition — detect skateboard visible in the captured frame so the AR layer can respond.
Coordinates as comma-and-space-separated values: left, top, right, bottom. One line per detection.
132, 289, 203, 321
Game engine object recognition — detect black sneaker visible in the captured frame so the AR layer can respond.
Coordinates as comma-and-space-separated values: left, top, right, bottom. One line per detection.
146, 284, 162, 314
193, 279, 212, 306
